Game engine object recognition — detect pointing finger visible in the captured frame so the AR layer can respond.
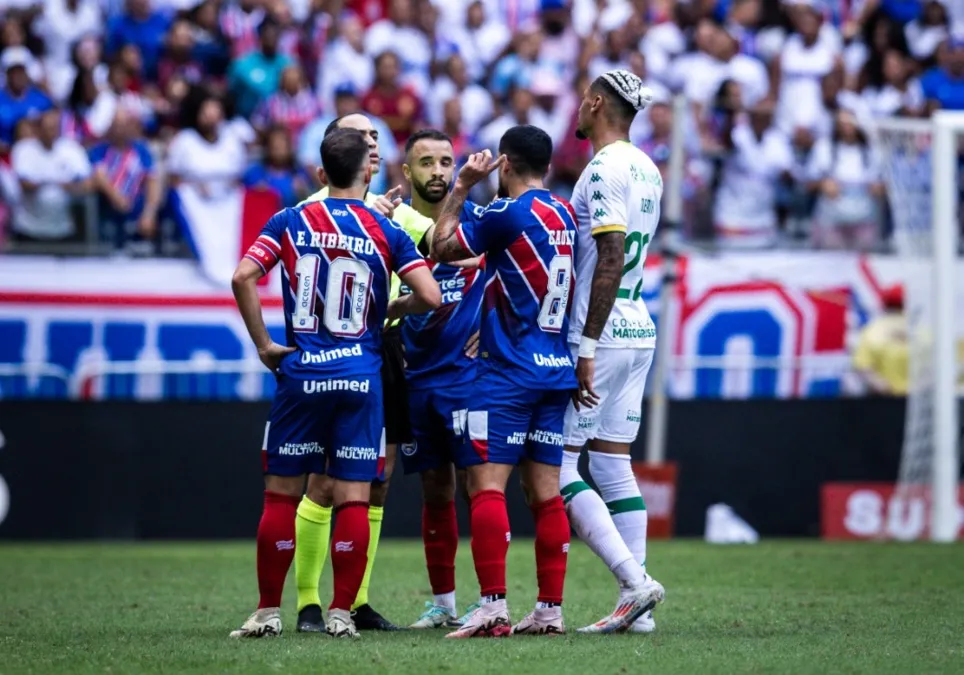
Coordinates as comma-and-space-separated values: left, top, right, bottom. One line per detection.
488, 154, 507, 173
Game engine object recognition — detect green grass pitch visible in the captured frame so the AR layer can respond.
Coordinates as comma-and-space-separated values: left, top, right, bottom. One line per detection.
0, 539, 962, 674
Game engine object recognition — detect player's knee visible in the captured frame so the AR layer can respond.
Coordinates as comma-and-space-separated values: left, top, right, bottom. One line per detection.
264, 474, 304, 498
333, 478, 371, 506
369, 478, 390, 506
465, 463, 511, 497
305, 474, 334, 507
422, 466, 456, 505
523, 464, 562, 504
382, 443, 398, 479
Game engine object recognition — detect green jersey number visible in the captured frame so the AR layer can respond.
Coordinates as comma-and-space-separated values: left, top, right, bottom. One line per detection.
616, 231, 650, 301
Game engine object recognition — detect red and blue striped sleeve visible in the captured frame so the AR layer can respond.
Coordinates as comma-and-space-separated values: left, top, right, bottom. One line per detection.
243, 210, 286, 274
456, 198, 517, 256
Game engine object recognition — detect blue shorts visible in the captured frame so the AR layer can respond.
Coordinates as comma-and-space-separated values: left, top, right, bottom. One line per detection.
262, 374, 385, 481
401, 385, 471, 475
457, 371, 570, 469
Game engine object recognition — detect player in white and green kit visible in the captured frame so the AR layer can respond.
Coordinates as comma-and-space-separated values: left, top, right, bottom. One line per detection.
562, 70, 665, 634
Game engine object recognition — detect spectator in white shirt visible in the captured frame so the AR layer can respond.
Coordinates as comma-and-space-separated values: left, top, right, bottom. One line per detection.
10, 107, 92, 241
46, 34, 107, 104
683, 22, 770, 112
166, 93, 246, 199
316, 12, 373, 113
905, 0, 949, 63
36, 0, 102, 71
809, 108, 884, 251
860, 48, 924, 117
772, 1, 843, 135
713, 100, 793, 249
448, 0, 510, 83
538, 0, 579, 85
426, 54, 493, 136
586, 5, 634, 82
364, 0, 432, 97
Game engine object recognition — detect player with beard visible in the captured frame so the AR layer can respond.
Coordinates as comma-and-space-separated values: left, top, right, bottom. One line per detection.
391, 129, 486, 629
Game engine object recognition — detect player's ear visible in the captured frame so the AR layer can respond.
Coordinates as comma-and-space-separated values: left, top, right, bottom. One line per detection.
402, 163, 411, 182
590, 93, 604, 114
317, 167, 328, 187
364, 163, 373, 185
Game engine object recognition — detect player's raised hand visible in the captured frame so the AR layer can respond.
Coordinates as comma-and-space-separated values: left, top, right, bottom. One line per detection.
257, 342, 296, 372
372, 185, 403, 218
573, 357, 600, 410
455, 151, 506, 190
386, 184, 404, 206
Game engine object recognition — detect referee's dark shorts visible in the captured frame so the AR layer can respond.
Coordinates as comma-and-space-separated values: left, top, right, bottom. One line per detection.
380, 323, 412, 453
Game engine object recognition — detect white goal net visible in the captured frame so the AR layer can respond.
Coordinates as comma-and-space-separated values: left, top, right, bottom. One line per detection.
874, 114, 962, 542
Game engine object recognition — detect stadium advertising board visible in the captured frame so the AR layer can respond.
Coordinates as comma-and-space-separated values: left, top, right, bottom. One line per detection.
0, 253, 959, 400
821, 483, 964, 541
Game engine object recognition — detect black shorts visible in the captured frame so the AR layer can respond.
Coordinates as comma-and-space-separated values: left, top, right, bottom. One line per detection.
381, 325, 412, 446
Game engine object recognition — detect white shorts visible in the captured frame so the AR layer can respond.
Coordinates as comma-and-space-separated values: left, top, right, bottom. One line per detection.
562, 346, 654, 447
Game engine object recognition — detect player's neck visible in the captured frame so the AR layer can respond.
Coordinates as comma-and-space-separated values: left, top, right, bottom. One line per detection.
591, 127, 630, 154
506, 178, 544, 199
411, 192, 441, 220
327, 184, 367, 200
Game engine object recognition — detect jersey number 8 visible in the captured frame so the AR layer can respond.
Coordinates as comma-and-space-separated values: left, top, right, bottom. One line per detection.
538, 254, 573, 333
292, 255, 372, 337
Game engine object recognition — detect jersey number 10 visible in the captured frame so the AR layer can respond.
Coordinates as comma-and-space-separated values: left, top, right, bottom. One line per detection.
292, 255, 372, 337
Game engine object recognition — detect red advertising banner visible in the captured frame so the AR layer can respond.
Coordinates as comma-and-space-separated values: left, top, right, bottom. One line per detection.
633, 462, 678, 539
821, 483, 964, 541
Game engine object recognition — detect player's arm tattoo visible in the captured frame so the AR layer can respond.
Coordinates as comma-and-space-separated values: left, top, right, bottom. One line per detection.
583, 231, 626, 340
431, 183, 472, 263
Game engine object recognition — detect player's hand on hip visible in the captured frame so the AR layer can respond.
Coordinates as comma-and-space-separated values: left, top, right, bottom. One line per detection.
455, 151, 506, 190
258, 342, 296, 371
373, 185, 403, 218
464, 330, 480, 359
385, 297, 407, 327
573, 357, 600, 411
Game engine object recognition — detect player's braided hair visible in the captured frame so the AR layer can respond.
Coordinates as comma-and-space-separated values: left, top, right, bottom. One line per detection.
591, 69, 654, 124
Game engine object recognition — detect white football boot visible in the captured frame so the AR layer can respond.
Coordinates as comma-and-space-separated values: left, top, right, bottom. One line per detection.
326, 608, 360, 639
629, 610, 656, 634
229, 607, 282, 638
511, 606, 565, 635
576, 576, 664, 634
445, 599, 512, 638
410, 602, 458, 629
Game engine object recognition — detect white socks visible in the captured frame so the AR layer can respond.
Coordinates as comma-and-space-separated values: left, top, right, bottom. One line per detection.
560, 450, 645, 590
434, 591, 456, 613
588, 451, 648, 575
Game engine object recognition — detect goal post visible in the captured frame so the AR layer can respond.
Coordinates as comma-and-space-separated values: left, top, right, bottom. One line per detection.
930, 112, 961, 543
875, 112, 963, 542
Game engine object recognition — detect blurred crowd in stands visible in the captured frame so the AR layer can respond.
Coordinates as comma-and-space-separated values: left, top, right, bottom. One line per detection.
0, 0, 960, 256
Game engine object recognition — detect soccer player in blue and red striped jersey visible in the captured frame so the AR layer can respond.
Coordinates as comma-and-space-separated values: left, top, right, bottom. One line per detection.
390, 129, 486, 629
432, 125, 578, 637
229, 128, 440, 640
